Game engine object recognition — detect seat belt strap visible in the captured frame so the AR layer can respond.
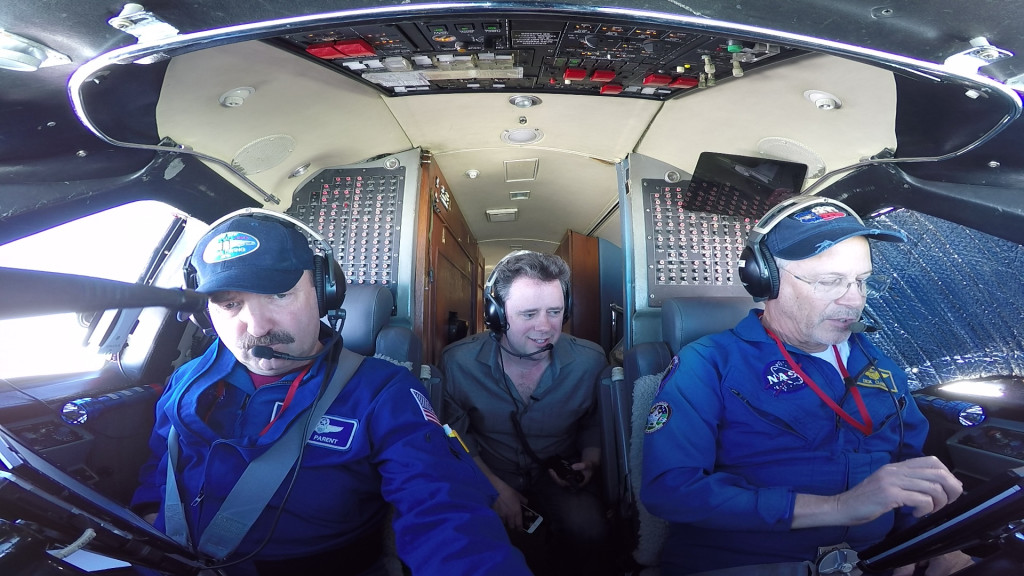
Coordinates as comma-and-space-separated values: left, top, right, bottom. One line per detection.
164, 348, 363, 560
164, 426, 191, 550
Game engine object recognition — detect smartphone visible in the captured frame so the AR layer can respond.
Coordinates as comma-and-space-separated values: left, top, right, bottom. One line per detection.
520, 504, 544, 534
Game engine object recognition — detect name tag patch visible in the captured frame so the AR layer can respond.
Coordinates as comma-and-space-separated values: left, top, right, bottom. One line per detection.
308, 415, 358, 451
856, 366, 897, 392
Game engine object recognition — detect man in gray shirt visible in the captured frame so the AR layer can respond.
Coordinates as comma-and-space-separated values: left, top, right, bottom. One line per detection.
442, 251, 610, 576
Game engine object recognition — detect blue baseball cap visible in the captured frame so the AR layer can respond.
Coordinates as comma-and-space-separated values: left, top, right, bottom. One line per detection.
765, 202, 906, 260
192, 216, 313, 294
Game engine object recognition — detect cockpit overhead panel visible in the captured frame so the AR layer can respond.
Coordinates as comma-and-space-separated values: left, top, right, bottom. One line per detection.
275, 16, 805, 99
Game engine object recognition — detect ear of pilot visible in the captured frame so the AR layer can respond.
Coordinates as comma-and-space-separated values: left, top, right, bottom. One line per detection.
131, 201, 973, 576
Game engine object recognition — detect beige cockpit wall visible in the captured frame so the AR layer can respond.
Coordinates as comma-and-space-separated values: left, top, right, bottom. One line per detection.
153, 38, 897, 353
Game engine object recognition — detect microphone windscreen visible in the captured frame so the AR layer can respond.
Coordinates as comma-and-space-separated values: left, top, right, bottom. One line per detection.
849, 321, 877, 333
251, 345, 276, 359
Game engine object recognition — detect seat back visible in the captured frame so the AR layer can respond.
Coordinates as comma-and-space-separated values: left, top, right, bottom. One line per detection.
339, 284, 395, 356
375, 323, 444, 423
339, 284, 441, 575
606, 296, 757, 571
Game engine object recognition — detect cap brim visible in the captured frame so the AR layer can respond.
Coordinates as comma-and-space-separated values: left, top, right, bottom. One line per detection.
774, 227, 907, 260
195, 268, 303, 295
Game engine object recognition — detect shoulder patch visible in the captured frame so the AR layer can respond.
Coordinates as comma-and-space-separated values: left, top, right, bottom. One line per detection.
410, 388, 442, 427
645, 401, 672, 434
762, 360, 805, 396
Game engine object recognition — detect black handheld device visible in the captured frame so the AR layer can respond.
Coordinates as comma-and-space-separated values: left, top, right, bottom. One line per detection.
545, 456, 585, 487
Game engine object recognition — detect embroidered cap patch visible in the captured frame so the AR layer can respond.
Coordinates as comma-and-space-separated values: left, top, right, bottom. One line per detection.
201, 231, 260, 264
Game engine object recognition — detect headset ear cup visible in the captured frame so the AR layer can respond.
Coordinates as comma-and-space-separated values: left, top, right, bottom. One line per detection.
483, 290, 507, 334
313, 254, 347, 318
739, 244, 771, 301
324, 257, 346, 312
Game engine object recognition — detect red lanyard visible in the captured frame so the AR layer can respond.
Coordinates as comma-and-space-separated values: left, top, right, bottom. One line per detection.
764, 328, 874, 436
258, 363, 313, 437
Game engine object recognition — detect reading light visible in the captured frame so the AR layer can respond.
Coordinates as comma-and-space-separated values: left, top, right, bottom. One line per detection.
804, 90, 843, 110
501, 129, 544, 145
508, 95, 542, 108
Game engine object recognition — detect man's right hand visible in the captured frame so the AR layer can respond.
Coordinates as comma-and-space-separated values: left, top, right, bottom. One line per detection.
793, 456, 962, 529
492, 479, 528, 530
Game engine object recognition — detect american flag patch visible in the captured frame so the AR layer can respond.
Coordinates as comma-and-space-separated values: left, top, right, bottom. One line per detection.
410, 388, 441, 427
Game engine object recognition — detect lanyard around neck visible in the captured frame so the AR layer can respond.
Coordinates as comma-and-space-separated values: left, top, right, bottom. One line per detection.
258, 363, 313, 437
764, 327, 874, 436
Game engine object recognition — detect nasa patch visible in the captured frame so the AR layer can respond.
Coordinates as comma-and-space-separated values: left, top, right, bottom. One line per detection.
645, 401, 671, 434
763, 360, 805, 396
307, 415, 358, 451
201, 231, 260, 264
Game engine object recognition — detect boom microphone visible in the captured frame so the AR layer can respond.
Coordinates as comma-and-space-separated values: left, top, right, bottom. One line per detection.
849, 321, 876, 334
251, 333, 340, 361
849, 309, 882, 333
500, 342, 554, 359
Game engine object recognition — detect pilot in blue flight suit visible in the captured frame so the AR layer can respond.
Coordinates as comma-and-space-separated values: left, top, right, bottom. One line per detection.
640, 198, 973, 576
131, 213, 531, 576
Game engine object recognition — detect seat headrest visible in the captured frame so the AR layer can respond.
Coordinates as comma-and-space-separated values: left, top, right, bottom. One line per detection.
662, 297, 758, 355
376, 325, 423, 368
339, 284, 394, 356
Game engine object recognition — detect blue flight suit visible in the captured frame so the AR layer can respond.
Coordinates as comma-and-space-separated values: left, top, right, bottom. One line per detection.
641, 310, 927, 574
132, 328, 530, 575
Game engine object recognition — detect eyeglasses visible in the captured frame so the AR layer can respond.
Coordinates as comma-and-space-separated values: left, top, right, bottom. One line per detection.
782, 268, 891, 299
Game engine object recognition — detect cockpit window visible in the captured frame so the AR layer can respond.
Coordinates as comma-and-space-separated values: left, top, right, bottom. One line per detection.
868, 209, 1024, 390
0, 201, 182, 379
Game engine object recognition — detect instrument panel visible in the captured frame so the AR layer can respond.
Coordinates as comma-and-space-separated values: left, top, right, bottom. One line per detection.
275, 16, 805, 99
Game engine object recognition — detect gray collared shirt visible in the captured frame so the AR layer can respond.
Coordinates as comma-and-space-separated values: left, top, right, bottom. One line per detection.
441, 331, 607, 491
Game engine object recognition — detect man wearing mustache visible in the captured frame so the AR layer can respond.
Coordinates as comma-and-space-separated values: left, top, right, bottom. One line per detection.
641, 197, 972, 576
131, 212, 531, 576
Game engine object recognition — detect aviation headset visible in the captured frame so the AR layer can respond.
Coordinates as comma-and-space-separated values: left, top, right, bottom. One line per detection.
738, 195, 865, 302
183, 207, 346, 332
483, 250, 572, 334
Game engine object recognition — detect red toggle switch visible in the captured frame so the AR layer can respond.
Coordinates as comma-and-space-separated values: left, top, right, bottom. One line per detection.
306, 42, 342, 59
333, 39, 376, 58
643, 73, 672, 86
306, 39, 376, 59
600, 84, 624, 95
669, 76, 700, 88
591, 70, 616, 82
563, 68, 587, 81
